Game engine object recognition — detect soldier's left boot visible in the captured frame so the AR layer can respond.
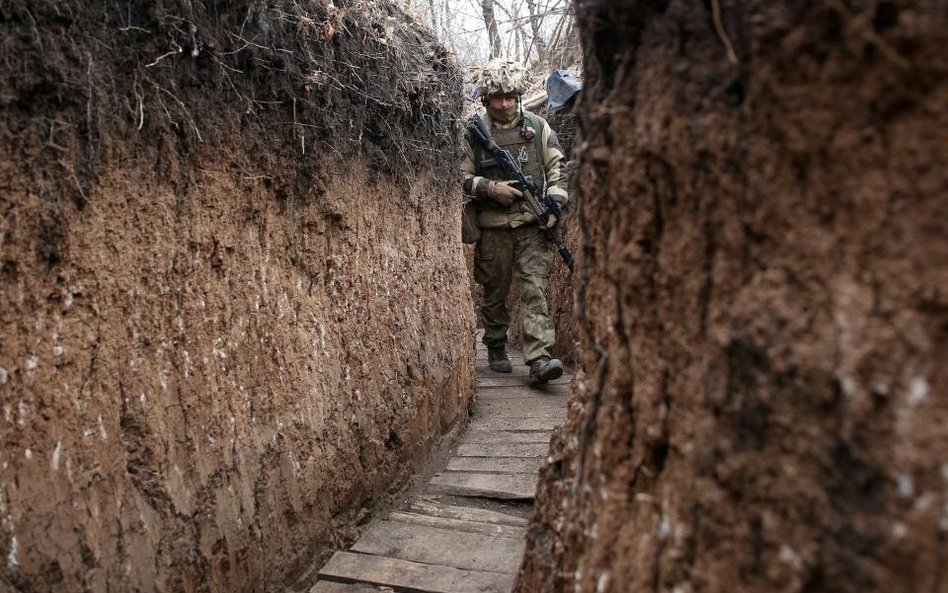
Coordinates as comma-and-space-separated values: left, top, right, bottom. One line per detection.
488, 346, 513, 373
528, 355, 563, 385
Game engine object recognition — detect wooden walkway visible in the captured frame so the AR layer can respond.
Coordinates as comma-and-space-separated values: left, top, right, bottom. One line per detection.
311, 343, 571, 593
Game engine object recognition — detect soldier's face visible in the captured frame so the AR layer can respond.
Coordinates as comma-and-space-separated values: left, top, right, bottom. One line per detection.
486, 93, 519, 122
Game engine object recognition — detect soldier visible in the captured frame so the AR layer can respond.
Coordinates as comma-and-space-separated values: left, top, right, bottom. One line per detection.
461, 59, 568, 385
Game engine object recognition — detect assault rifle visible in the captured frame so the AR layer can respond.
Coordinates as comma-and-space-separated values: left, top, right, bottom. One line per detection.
467, 115, 575, 272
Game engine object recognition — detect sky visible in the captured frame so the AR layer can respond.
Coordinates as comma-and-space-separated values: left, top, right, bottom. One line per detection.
402, 0, 571, 68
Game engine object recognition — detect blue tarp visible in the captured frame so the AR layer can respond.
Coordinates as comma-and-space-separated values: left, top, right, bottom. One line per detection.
545, 70, 583, 111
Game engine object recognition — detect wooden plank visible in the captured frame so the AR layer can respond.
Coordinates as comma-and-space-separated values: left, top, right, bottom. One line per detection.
387, 511, 525, 539
318, 552, 514, 593
428, 472, 537, 500
476, 389, 570, 402
467, 417, 562, 432
462, 430, 552, 444
478, 376, 572, 388
474, 394, 565, 410
447, 456, 544, 474
475, 354, 527, 363
457, 443, 549, 458
409, 499, 528, 526
471, 407, 564, 422
309, 581, 380, 593
478, 384, 571, 397
475, 359, 528, 370
351, 520, 523, 574
478, 382, 572, 390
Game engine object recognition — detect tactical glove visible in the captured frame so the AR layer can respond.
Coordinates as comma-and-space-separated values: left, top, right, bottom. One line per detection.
488, 180, 523, 206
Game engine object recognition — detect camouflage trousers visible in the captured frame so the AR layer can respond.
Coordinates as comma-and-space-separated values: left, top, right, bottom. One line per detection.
473, 224, 555, 363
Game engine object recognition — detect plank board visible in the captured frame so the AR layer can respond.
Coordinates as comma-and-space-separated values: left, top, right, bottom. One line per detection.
467, 417, 562, 432
457, 443, 549, 458
474, 392, 569, 403
428, 472, 537, 500
480, 382, 571, 394
471, 406, 564, 422
318, 552, 514, 593
309, 581, 380, 593
447, 455, 544, 474
387, 511, 525, 539
476, 392, 565, 405
351, 521, 524, 574
408, 499, 528, 526
478, 376, 572, 388
475, 368, 530, 382
461, 430, 551, 444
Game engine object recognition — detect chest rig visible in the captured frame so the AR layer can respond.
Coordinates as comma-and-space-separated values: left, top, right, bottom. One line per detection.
474, 112, 546, 200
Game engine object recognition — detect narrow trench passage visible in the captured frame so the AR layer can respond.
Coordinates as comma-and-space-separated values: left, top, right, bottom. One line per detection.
307, 335, 572, 593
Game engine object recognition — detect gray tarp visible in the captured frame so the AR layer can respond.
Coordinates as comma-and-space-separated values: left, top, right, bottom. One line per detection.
545, 70, 583, 110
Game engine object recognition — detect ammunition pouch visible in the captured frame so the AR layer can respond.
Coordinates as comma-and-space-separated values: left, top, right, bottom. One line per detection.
461, 198, 481, 244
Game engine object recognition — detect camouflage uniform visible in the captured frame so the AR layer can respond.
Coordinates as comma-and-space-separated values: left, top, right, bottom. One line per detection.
461, 105, 568, 365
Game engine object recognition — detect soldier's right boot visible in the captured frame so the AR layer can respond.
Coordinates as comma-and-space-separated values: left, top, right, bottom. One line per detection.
529, 355, 564, 385
487, 346, 513, 373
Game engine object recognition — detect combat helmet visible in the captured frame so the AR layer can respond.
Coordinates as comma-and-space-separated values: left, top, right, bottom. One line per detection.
472, 59, 530, 102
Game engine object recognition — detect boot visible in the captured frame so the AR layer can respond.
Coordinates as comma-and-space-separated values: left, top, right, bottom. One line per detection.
529, 355, 563, 385
487, 346, 513, 373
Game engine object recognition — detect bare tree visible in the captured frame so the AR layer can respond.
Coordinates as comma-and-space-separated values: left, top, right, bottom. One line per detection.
557, 7, 579, 68
480, 0, 503, 58
408, 0, 578, 70
427, 0, 440, 35
524, 0, 549, 66
494, 0, 528, 64
440, 0, 454, 44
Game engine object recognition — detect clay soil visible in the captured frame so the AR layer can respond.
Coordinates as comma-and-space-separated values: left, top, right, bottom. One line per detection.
0, 2, 473, 592
518, 1, 947, 592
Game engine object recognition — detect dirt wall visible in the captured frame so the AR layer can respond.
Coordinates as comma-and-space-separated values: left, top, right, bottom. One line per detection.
518, 1, 947, 592
0, 2, 471, 592
545, 106, 579, 366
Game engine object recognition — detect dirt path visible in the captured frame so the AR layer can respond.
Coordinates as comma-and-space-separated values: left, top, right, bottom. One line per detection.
309, 341, 572, 592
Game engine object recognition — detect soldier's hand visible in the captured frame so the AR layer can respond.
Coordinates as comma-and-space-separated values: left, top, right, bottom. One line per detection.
488, 180, 523, 206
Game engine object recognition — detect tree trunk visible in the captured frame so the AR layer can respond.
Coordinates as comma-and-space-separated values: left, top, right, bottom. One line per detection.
426, 0, 438, 38
558, 13, 578, 67
481, 0, 502, 59
524, 0, 549, 66
440, 0, 453, 43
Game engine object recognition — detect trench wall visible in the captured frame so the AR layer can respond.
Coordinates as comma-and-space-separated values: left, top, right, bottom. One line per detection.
518, 1, 947, 592
0, 2, 472, 592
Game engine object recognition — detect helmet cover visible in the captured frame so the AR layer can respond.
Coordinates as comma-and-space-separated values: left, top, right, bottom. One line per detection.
473, 59, 529, 97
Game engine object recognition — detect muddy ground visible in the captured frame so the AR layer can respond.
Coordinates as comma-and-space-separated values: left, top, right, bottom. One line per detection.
518, 1, 947, 592
0, 1, 473, 592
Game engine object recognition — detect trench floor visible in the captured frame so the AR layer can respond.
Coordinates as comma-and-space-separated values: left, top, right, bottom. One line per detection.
310, 341, 572, 593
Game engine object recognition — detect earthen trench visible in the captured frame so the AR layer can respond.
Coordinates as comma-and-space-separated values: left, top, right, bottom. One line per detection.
2, 1, 947, 593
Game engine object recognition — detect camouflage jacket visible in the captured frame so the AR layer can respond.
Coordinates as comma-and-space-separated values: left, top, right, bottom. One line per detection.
462, 110, 568, 228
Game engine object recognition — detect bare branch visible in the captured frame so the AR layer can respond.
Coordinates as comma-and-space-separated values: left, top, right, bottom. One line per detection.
710, 0, 740, 65
524, 0, 549, 66
481, 0, 503, 58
